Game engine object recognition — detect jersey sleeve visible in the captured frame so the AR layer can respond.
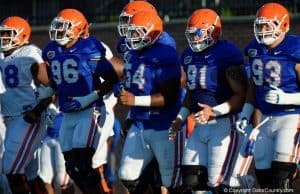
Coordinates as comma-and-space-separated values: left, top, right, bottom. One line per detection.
288, 36, 300, 63
116, 37, 127, 54
155, 63, 181, 84
155, 48, 181, 83
26, 45, 44, 64
223, 42, 244, 67
86, 38, 115, 75
101, 41, 113, 60
42, 45, 49, 61
243, 39, 257, 57
180, 48, 191, 73
89, 57, 115, 76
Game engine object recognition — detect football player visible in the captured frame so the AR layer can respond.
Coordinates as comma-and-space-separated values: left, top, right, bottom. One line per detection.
38, 102, 74, 194
117, 0, 159, 54
42, 8, 119, 194
170, 9, 248, 193
235, 2, 300, 190
0, 16, 50, 193
116, 1, 184, 193
117, 11, 182, 194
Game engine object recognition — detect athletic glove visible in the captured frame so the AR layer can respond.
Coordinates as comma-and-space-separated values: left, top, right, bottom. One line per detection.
63, 91, 99, 113
265, 85, 300, 105
234, 103, 254, 135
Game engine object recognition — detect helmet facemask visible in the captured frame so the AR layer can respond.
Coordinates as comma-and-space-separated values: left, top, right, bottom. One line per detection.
185, 26, 215, 52
0, 26, 23, 52
125, 25, 152, 50
118, 12, 132, 37
254, 17, 285, 45
49, 17, 81, 46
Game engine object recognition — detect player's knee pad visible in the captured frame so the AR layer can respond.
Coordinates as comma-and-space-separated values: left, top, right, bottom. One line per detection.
6, 174, 31, 194
181, 165, 208, 193
27, 176, 47, 194
269, 161, 297, 189
121, 179, 142, 194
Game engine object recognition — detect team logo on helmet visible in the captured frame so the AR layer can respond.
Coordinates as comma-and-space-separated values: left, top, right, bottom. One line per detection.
47, 51, 55, 59
184, 56, 192, 64
248, 49, 257, 58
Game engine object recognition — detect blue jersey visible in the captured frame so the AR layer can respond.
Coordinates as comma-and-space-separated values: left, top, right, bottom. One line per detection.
123, 36, 181, 131
42, 36, 114, 112
46, 112, 63, 138
244, 35, 300, 116
117, 31, 176, 54
181, 40, 243, 113
116, 36, 127, 54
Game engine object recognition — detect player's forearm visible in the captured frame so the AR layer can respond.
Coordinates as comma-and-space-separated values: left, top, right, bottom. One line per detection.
245, 80, 256, 105
227, 93, 245, 113
33, 97, 53, 114
149, 93, 165, 106
149, 91, 179, 107
31, 62, 49, 85
109, 56, 124, 79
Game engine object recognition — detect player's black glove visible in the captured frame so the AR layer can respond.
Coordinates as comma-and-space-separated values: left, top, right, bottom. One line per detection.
23, 97, 53, 124
23, 110, 41, 124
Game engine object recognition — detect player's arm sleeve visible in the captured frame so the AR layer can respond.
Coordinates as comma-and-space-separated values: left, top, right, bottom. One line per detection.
109, 56, 124, 80
23, 96, 53, 124
92, 58, 119, 97
101, 41, 114, 60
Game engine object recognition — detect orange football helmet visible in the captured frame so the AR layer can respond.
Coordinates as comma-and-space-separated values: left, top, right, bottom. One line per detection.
254, 3, 289, 45
49, 8, 88, 45
118, 1, 158, 37
125, 11, 162, 50
0, 16, 31, 52
185, 9, 221, 52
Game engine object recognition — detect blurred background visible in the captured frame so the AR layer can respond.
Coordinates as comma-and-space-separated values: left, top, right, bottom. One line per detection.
1, 0, 300, 55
